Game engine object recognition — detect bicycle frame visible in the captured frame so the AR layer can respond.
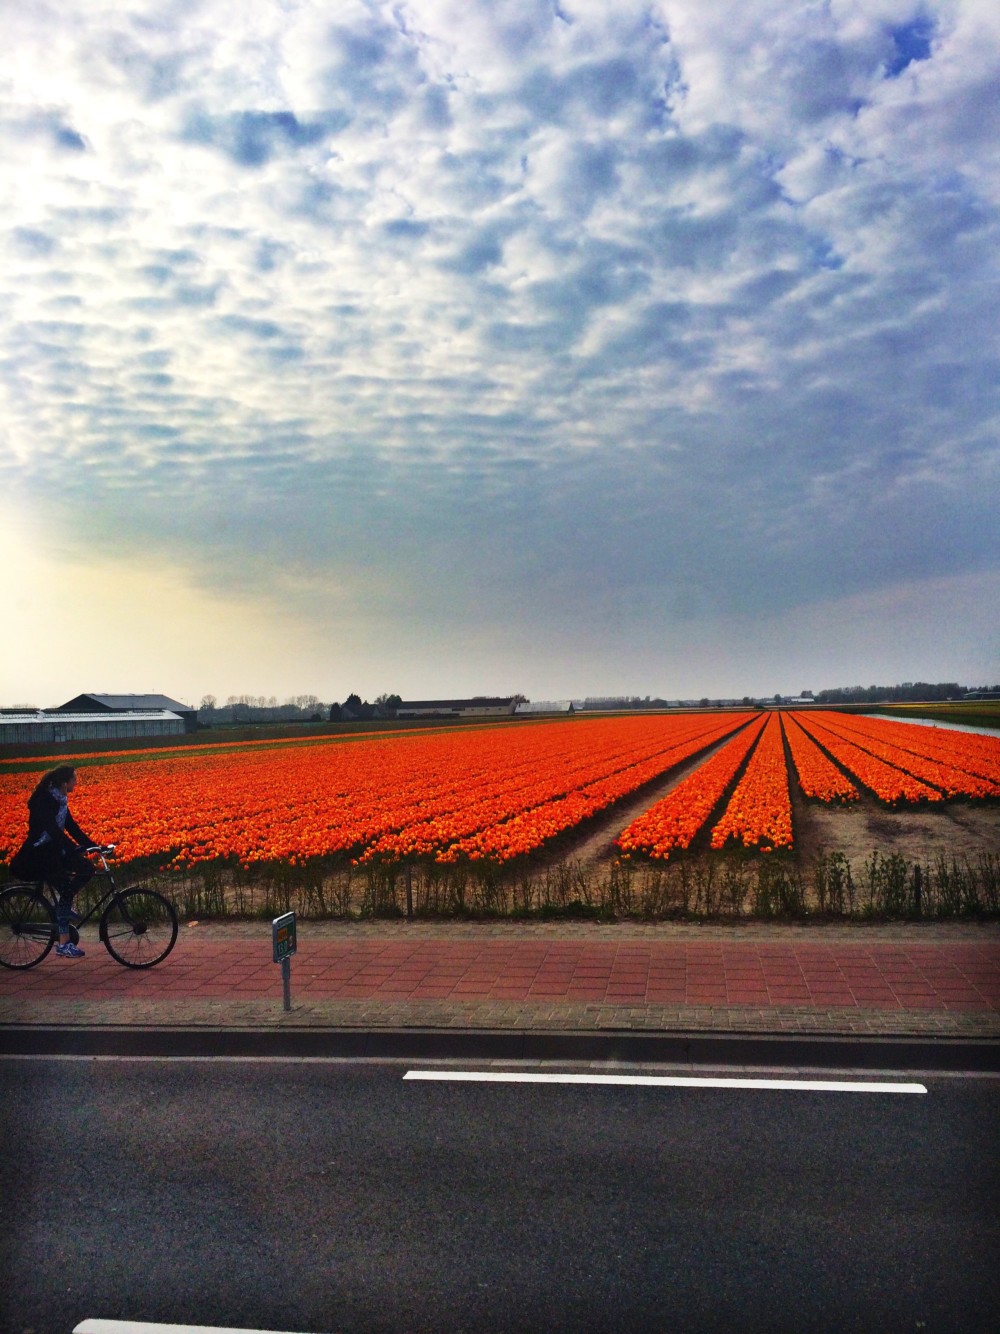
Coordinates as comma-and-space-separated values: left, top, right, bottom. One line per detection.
35, 845, 125, 925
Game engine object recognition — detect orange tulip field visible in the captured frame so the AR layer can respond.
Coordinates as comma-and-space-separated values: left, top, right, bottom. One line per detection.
1, 710, 998, 874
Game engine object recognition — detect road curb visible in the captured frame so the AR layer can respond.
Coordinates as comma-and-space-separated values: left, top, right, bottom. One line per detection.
2, 1023, 997, 1071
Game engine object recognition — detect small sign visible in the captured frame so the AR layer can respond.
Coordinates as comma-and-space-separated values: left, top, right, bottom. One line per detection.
272, 911, 297, 963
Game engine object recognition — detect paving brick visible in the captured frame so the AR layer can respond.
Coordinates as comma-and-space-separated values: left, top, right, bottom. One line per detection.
2, 921, 998, 1036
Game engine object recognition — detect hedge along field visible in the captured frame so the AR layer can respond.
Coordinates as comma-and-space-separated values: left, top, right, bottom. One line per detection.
1, 709, 998, 920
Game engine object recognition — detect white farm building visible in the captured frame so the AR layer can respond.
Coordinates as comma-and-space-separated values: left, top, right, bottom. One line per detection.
0, 693, 196, 746
395, 697, 519, 719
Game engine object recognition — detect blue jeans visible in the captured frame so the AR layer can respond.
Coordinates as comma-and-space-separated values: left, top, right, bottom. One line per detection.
54, 886, 82, 936
35, 844, 95, 935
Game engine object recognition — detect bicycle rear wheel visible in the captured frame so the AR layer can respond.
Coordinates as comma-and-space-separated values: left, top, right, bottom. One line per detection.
101, 887, 178, 968
0, 886, 56, 969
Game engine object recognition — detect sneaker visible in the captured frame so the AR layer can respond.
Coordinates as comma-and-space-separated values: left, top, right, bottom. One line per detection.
55, 942, 86, 958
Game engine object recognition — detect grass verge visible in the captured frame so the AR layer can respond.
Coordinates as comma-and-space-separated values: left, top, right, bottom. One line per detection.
25, 848, 998, 925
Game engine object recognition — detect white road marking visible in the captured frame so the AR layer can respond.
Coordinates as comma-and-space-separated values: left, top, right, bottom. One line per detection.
74, 1321, 320, 1334
404, 1070, 928, 1093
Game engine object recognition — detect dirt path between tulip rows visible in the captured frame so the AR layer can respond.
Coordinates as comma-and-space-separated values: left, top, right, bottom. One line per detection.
540, 735, 1000, 879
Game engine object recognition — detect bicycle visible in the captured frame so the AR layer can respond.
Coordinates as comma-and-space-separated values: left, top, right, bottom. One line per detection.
0, 845, 178, 970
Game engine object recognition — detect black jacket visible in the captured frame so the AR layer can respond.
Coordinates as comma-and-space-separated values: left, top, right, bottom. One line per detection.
25, 783, 92, 850
9, 784, 93, 878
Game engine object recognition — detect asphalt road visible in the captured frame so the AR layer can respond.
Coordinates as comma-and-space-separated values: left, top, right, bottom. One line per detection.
1, 1058, 998, 1334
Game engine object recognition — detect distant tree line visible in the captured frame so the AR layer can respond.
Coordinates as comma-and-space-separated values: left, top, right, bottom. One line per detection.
329, 693, 402, 721
814, 682, 998, 704
197, 693, 404, 725
194, 681, 998, 727
198, 695, 327, 724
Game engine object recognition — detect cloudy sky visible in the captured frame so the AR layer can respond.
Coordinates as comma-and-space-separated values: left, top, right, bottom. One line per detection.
2, 0, 998, 708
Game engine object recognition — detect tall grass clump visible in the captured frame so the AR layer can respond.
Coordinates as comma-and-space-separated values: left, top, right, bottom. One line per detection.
813, 850, 855, 915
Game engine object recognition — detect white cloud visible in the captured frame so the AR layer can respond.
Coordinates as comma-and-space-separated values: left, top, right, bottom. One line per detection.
1, 1, 997, 699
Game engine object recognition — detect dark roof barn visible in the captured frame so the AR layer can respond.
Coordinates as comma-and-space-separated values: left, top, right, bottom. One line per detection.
52, 693, 198, 732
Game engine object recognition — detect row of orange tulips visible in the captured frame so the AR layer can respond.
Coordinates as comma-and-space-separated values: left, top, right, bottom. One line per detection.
442, 714, 754, 862
615, 714, 768, 860
802, 712, 1000, 801
614, 704, 1000, 862
0, 729, 374, 772
356, 712, 750, 863
709, 714, 793, 851
792, 715, 943, 805
782, 713, 859, 802
811, 712, 1000, 789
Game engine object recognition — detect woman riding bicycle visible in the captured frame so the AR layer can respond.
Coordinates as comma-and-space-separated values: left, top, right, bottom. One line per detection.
9, 765, 104, 959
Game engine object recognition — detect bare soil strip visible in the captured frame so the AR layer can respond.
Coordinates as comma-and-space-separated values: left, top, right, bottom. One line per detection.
535, 726, 1000, 879
538, 735, 750, 872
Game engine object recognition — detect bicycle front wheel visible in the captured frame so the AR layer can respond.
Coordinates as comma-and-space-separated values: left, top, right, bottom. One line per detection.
101, 887, 178, 968
0, 886, 56, 969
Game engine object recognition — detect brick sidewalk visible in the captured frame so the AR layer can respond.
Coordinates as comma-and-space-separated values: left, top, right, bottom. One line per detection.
2, 922, 998, 1037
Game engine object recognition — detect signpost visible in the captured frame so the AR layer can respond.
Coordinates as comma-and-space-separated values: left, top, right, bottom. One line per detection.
272, 911, 297, 1012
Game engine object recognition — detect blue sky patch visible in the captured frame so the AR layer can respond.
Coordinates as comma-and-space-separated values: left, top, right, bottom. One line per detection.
886, 17, 935, 77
